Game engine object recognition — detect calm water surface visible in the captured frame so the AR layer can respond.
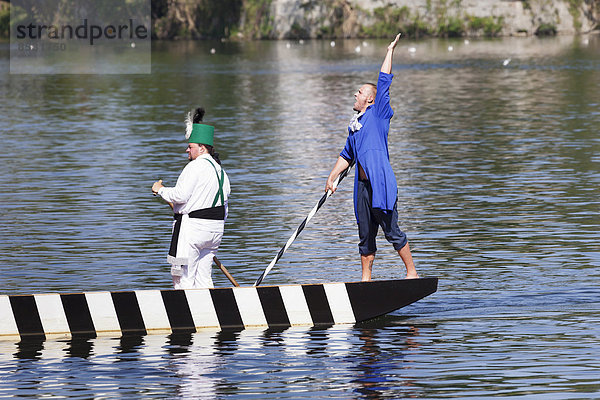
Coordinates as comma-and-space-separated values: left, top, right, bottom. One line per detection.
0, 35, 599, 398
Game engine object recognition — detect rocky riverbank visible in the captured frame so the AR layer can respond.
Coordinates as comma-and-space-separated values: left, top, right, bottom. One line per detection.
1, 0, 598, 40
151, 0, 599, 39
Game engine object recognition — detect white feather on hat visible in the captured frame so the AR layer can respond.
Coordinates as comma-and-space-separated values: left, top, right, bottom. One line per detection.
185, 111, 193, 139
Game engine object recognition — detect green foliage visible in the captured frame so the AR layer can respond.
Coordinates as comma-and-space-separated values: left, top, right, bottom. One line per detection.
152, 0, 169, 20
438, 16, 464, 37
535, 23, 557, 35
0, 0, 151, 39
567, 0, 583, 31
404, 17, 432, 38
0, 3, 9, 39
239, 0, 273, 39
467, 15, 504, 36
318, 24, 334, 38
177, 25, 190, 38
360, 6, 431, 39
313, 0, 347, 39
361, 6, 410, 37
195, 0, 242, 38
288, 22, 308, 39
467, 16, 485, 30
259, 15, 274, 38
146, 0, 596, 40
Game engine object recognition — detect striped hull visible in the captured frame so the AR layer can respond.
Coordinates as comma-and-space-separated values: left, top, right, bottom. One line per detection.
0, 278, 437, 340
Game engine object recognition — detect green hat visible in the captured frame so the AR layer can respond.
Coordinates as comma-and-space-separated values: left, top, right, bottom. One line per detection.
188, 124, 214, 146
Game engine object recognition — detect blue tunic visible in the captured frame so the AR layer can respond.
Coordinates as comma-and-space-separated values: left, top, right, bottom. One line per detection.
340, 72, 397, 223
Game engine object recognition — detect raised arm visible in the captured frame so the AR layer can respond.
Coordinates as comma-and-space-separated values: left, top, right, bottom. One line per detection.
381, 33, 401, 74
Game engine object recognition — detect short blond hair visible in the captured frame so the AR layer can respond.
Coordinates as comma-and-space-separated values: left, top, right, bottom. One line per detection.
364, 83, 377, 100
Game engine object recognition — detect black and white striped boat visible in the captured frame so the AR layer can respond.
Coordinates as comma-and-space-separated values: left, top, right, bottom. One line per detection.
0, 278, 437, 340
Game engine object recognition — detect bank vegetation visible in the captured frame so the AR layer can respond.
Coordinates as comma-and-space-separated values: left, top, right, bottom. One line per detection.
1, 0, 599, 40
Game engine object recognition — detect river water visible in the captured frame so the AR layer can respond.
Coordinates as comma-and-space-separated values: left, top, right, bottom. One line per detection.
1, 35, 599, 398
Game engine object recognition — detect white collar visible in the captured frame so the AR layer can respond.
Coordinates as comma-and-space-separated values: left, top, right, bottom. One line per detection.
348, 110, 366, 132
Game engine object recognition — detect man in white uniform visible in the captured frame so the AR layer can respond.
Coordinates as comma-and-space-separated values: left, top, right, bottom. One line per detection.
152, 110, 231, 289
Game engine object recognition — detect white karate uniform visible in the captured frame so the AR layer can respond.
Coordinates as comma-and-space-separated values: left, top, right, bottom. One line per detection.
157, 154, 230, 289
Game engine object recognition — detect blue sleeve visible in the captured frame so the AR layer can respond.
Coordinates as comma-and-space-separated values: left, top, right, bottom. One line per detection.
373, 72, 394, 119
339, 134, 354, 163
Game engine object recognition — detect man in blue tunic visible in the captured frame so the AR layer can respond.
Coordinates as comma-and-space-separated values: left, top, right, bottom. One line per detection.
326, 33, 419, 281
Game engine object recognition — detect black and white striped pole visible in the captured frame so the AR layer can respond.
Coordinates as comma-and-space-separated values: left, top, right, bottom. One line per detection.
254, 163, 354, 286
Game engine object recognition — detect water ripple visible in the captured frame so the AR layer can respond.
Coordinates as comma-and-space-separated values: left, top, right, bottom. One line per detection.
0, 36, 599, 398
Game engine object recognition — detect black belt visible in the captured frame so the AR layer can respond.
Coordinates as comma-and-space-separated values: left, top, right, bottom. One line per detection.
168, 205, 225, 258
187, 205, 225, 220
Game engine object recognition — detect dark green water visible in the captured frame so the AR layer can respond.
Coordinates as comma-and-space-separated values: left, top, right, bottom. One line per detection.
0, 36, 599, 398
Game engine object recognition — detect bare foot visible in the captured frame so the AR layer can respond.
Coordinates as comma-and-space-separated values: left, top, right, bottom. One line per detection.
405, 272, 419, 279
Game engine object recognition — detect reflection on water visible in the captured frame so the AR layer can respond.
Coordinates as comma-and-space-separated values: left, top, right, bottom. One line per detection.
0, 323, 422, 399
1, 35, 599, 398
2, 310, 599, 398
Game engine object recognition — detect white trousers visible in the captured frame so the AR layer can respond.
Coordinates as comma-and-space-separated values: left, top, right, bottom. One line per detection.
172, 230, 223, 289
